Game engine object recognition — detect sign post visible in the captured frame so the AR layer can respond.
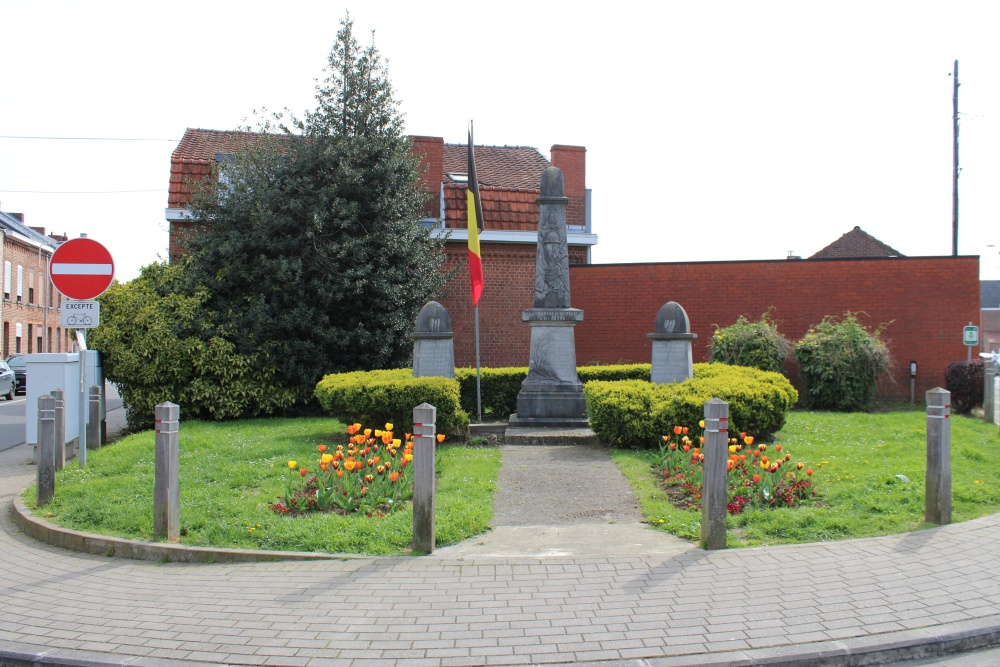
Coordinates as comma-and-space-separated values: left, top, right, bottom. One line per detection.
48, 236, 114, 468
963, 323, 979, 362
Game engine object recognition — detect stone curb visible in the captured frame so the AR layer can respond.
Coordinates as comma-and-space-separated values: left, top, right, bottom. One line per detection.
2, 616, 1000, 667
10, 496, 371, 564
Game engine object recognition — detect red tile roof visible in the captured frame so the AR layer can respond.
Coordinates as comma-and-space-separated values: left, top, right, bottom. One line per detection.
443, 184, 539, 231
809, 226, 905, 259
443, 144, 549, 189
169, 129, 286, 207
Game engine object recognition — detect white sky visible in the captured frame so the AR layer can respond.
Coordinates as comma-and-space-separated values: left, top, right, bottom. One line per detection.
2, 0, 998, 283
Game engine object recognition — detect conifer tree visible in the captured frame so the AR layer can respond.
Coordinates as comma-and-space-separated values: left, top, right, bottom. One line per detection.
185, 15, 447, 396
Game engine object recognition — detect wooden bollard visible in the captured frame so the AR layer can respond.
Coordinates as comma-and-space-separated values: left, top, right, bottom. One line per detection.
153, 402, 180, 542
37, 394, 56, 507
88, 385, 102, 449
412, 402, 437, 554
701, 398, 729, 550
52, 388, 66, 471
925, 388, 952, 525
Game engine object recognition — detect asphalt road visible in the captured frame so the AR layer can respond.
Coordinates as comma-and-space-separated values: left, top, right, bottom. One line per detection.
0, 382, 122, 454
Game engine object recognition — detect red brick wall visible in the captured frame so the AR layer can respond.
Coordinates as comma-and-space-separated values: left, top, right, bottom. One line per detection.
438, 241, 589, 368
568, 256, 981, 400
410, 136, 444, 219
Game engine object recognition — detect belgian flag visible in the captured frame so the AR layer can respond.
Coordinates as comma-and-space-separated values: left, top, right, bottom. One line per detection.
467, 123, 485, 307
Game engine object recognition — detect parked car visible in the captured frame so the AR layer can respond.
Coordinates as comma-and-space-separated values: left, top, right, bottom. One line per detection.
5, 354, 25, 396
0, 359, 15, 400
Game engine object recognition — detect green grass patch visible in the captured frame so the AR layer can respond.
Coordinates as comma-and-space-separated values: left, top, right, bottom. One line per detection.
613, 410, 1000, 547
23, 417, 501, 556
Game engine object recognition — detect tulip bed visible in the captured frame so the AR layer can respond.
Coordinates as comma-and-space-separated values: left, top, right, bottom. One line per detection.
614, 407, 1000, 547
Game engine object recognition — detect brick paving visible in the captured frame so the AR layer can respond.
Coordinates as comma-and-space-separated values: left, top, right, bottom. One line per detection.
3, 437, 1000, 666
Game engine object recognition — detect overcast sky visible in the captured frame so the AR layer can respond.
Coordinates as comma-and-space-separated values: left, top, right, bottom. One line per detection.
2, 0, 998, 283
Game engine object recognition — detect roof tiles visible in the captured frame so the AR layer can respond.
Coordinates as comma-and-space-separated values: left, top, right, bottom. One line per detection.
809, 226, 904, 259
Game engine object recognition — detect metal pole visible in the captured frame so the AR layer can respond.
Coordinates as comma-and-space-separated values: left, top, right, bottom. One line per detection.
37, 394, 56, 507
474, 305, 482, 422
925, 388, 952, 525
153, 402, 181, 541
701, 398, 729, 550
52, 388, 65, 470
952, 59, 960, 257
78, 332, 87, 467
412, 402, 437, 554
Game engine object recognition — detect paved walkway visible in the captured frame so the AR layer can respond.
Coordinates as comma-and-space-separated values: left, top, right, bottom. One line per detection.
2, 414, 1000, 667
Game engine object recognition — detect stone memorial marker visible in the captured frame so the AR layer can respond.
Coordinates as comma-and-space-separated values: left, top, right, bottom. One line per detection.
409, 301, 455, 379
648, 301, 697, 384
510, 167, 588, 426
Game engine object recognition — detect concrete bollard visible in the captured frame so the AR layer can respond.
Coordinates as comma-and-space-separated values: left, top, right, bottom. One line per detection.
701, 398, 729, 550
153, 402, 180, 542
412, 402, 437, 554
985, 363, 996, 426
88, 385, 102, 449
52, 388, 66, 471
925, 388, 952, 525
37, 394, 56, 507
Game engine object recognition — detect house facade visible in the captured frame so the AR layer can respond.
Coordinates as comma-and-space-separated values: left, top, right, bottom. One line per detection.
165, 129, 597, 368
0, 210, 72, 357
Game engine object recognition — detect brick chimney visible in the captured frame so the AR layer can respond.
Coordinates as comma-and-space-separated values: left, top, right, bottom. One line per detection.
409, 136, 444, 219
550, 145, 586, 227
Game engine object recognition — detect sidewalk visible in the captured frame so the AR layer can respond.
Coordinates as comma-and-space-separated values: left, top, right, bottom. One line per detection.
2, 415, 1000, 667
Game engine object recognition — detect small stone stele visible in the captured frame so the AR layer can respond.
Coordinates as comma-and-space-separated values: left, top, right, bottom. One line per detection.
647, 301, 697, 384
409, 301, 455, 379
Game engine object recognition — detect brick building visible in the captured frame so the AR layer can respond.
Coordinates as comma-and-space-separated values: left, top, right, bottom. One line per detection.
0, 210, 72, 357
165, 129, 597, 368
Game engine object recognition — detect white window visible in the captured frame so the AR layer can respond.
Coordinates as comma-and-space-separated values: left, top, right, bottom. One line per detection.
16, 265, 23, 302
3, 261, 9, 299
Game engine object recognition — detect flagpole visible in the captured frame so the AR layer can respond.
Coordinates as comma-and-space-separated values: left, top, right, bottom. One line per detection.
475, 305, 482, 422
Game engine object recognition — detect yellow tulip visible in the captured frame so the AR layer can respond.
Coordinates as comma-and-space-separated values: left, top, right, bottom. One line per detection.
287, 460, 297, 469
321, 453, 333, 464
384, 423, 393, 431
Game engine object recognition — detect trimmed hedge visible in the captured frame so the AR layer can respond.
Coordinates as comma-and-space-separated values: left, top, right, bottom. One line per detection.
455, 363, 652, 419
314, 369, 469, 434
585, 363, 798, 448
944, 359, 984, 414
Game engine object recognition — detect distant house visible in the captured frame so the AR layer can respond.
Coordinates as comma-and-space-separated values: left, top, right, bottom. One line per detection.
165, 129, 597, 368
809, 226, 904, 259
0, 209, 71, 356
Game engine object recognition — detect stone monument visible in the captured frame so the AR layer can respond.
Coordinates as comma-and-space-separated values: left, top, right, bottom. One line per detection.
648, 301, 697, 384
509, 167, 588, 427
409, 301, 455, 379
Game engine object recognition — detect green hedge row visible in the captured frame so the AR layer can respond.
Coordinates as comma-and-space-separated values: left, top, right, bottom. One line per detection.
314, 369, 469, 434
584, 363, 798, 448
454, 364, 652, 418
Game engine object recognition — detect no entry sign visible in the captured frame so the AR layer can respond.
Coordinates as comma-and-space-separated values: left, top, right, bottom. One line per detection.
49, 237, 115, 300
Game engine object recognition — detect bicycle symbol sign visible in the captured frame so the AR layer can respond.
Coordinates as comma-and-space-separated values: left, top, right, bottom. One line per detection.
60, 301, 101, 329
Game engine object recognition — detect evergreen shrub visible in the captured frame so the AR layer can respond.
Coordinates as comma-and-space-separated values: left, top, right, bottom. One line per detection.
314, 369, 469, 433
585, 363, 798, 447
944, 359, 984, 414
794, 313, 891, 411
708, 312, 792, 373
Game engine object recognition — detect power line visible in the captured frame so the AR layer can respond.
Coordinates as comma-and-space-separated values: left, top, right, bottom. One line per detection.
2, 189, 167, 194
0, 135, 178, 142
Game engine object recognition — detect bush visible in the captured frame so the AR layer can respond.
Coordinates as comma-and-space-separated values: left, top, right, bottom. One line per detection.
314, 369, 469, 434
944, 359, 984, 414
585, 363, 798, 447
708, 313, 792, 374
89, 263, 299, 430
794, 313, 891, 412
455, 363, 653, 420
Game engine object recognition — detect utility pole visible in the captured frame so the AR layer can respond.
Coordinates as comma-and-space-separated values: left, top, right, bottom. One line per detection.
952, 59, 960, 256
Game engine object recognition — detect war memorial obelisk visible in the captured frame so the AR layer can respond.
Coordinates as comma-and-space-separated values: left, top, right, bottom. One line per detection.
508, 166, 588, 428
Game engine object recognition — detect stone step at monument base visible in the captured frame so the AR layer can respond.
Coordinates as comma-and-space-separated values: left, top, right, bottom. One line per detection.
505, 415, 600, 445
468, 422, 507, 437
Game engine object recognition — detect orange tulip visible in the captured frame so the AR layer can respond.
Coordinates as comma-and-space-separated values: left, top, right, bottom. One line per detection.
673, 426, 683, 435
390, 472, 399, 482
336, 470, 344, 478
437, 434, 446, 443
318, 444, 327, 453
806, 468, 814, 476
752, 474, 761, 483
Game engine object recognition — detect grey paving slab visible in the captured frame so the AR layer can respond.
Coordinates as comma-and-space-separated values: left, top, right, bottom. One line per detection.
4, 421, 1000, 667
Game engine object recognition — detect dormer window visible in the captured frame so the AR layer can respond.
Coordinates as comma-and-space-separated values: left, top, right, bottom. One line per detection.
447, 173, 468, 183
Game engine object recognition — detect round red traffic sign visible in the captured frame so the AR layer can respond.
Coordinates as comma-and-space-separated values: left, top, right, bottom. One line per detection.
49, 237, 115, 300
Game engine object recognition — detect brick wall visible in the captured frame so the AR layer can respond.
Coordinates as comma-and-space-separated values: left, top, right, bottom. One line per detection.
568, 256, 981, 400
1, 238, 70, 356
438, 241, 589, 368
550, 145, 586, 228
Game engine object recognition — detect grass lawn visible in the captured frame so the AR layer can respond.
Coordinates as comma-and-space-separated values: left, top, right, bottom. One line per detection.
23, 417, 501, 556
613, 409, 1000, 547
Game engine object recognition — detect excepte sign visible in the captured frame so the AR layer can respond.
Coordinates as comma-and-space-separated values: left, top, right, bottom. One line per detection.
49, 237, 115, 300
60, 300, 100, 329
